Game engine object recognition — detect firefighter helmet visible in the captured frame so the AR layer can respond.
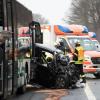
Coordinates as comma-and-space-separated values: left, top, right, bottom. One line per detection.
75, 41, 81, 47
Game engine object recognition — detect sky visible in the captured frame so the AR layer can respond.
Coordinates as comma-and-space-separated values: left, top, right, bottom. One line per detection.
17, 0, 72, 24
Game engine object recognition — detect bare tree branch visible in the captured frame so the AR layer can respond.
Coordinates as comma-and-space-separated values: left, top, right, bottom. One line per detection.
33, 13, 49, 24
63, 0, 100, 40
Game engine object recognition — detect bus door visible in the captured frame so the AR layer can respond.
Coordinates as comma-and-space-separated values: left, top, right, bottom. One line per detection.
0, 37, 13, 99
5, 38, 13, 95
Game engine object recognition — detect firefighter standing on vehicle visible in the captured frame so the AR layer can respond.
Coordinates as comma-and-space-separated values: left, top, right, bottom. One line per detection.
73, 42, 86, 85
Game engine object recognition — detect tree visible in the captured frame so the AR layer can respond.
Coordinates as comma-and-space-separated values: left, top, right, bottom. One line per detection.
63, 0, 100, 40
33, 13, 49, 24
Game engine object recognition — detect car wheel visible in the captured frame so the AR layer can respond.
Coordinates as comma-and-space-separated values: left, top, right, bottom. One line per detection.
55, 75, 69, 88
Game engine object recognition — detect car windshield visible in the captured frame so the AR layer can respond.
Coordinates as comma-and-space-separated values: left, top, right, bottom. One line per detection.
67, 37, 95, 51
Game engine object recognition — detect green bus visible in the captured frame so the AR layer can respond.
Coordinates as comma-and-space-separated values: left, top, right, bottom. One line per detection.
0, 0, 32, 99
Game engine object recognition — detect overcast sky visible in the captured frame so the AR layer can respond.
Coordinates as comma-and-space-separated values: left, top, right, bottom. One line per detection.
17, 0, 72, 24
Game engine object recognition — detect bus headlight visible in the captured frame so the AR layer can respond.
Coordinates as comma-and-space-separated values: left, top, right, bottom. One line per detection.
25, 52, 30, 58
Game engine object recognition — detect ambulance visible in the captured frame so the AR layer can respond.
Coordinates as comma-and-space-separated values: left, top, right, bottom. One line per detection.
53, 25, 100, 78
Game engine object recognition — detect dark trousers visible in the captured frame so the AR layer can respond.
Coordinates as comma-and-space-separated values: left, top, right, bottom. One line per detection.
75, 64, 84, 79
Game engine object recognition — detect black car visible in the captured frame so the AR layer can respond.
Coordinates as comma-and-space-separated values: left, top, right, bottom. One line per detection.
30, 43, 71, 88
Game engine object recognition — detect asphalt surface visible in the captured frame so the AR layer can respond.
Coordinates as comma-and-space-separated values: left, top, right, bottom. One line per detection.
8, 74, 100, 100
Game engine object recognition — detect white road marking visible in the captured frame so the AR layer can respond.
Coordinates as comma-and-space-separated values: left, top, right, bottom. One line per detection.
84, 83, 96, 100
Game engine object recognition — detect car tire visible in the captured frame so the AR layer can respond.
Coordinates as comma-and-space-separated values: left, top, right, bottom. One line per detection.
55, 74, 69, 89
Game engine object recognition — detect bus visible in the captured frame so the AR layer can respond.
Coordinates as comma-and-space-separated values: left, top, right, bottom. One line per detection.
0, 0, 32, 99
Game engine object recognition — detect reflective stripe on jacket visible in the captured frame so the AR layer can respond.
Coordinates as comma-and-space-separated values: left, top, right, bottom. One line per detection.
75, 46, 84, 64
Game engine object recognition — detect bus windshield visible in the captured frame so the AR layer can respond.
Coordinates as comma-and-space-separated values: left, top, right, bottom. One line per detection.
67, 37, 95, 51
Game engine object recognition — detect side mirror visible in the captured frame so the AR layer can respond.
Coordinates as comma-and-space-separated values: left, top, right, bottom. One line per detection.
97, 45, 99, 48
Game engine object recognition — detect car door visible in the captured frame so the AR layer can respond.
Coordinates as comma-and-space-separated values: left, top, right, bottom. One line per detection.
35, 50, 54, 87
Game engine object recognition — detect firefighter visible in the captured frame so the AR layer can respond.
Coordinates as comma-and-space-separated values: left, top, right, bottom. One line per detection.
54, 40, 66, 55
73, 42, 86, 87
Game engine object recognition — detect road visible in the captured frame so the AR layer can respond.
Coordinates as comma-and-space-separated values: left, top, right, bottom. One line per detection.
9, 74, 100, 100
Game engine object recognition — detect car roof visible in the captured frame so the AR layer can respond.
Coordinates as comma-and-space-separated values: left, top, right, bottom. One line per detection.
35, 43, 62, 54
